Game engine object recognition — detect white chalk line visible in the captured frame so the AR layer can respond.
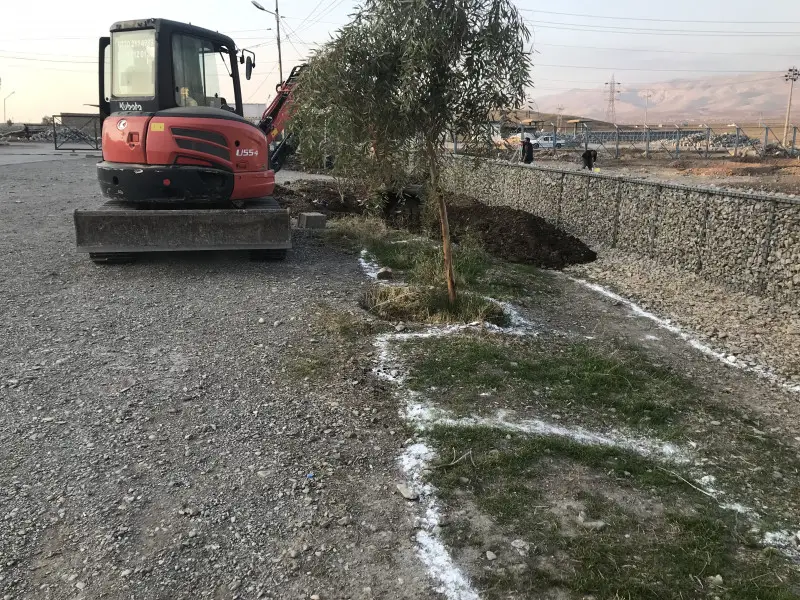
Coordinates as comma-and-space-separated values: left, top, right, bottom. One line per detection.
400, 442, 481, 600
407, 402, 690, 464
359, 253, 800, 595
359, 249, 382, 280
572, 277, 800, 395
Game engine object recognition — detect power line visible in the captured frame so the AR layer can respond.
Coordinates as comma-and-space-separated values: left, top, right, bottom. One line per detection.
0, 48, 94, 59
246, 63, 278, 102
520, 8, 800, 25
0, 53, 94, 64
292, 0, 333, 31
0, 62, 95, 73
312, 0, 348, 23
535, 64, 783, 74
532, 41, 800, 58
528, 75, 783, 94
293, 0, 347, 35
525, 20, 800, 37
283, 14, 341, 26
278, 22, 308, 57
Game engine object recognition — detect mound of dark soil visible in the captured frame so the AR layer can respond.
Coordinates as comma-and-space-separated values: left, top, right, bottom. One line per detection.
275, 179, 595, 269
441, 195, 597, 269
273, 181, 364, 216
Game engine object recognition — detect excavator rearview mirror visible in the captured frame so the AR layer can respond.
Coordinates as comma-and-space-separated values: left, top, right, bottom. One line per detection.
246, 56, 253, 80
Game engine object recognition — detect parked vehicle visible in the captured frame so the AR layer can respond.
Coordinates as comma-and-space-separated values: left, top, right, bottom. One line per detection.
531, 135, 562, 149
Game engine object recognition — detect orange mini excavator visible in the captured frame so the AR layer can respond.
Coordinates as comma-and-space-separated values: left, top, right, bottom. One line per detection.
74, 19, 302, 264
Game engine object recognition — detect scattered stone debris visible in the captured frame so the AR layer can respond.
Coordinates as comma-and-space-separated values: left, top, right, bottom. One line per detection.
396, 483, 419, 501
577, 511, 608, 531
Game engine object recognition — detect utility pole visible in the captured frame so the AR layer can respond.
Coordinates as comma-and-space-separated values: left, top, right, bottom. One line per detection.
783, 67, 799, 147
643, 88, 653, 128
605, 75, 621, 125
556, 104, 564, 132
3, 91, 15, 123
252, 0, 283, 85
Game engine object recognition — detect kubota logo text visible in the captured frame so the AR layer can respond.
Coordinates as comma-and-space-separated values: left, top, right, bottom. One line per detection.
119, 102, 143, 111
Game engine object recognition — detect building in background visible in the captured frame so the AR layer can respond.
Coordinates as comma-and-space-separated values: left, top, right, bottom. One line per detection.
243, 103, 267, 125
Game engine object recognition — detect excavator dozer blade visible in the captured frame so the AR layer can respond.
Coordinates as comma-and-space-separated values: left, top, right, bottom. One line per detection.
74, 199, 291, 253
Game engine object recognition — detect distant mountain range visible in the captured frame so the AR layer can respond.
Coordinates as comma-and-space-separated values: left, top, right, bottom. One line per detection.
532, 73, 792, 125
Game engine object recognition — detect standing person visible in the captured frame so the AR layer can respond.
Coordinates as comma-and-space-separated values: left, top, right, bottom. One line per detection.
581, 148, 596, 170
521, 136, 534, 164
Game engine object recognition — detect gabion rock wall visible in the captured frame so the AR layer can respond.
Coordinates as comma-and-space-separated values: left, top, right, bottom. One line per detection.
442, 157, 800, 303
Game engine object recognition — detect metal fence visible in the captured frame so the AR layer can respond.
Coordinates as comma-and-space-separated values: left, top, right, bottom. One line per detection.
456, 122, 800, 162
53, 113, 101, 151
575, 124, 798, 160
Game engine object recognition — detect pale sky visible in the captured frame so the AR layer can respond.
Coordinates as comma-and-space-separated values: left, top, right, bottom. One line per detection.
0, 0, 798, 122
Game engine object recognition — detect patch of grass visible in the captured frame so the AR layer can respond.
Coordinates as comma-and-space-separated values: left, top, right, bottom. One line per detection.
314, 303, 390, 341
406, 333, 800, 531
360, 284, 508, 326
403, 336, 696, 429
430, 425, 677, 500
324, 215, 394, 251
327, 216, 555, 304
286, 351, 333, 380
285, 305, 386, 379
429, 425, 800, 600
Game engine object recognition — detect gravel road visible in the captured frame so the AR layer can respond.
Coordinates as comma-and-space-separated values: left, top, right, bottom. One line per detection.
0, 159, 432, 599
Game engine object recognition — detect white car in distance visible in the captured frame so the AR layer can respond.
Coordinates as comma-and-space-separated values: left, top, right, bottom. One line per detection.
530, 135, 562, 149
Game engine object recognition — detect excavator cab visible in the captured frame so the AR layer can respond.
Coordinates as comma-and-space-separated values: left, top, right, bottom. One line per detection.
96, 19, 272, 204
74, 19, 290, 264
99, 19, 249, 120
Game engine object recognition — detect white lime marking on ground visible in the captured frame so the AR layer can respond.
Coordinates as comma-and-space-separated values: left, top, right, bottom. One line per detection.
573, 277, 800, 394
359, 253, 800, 592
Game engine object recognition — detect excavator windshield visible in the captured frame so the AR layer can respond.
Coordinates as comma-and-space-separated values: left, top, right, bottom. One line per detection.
111, 29, 156, 98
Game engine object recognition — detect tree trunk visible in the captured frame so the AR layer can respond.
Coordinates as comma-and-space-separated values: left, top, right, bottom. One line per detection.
426, 142, 456, 304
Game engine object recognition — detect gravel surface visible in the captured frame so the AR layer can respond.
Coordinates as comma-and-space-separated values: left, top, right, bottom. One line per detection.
567, 248, 800, 381
0, 160, 433, 599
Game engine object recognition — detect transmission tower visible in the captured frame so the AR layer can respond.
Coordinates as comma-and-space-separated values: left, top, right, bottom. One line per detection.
556, 104, 564, 131
605, 75, 621, 125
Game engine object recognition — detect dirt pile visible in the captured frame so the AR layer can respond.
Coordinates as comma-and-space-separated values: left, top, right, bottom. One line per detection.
441, 194, 597, 269
276, 179, 596, 269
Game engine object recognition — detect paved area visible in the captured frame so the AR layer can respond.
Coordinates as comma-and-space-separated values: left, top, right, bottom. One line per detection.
0, 142, 100, 166
0, 159, 431, 599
